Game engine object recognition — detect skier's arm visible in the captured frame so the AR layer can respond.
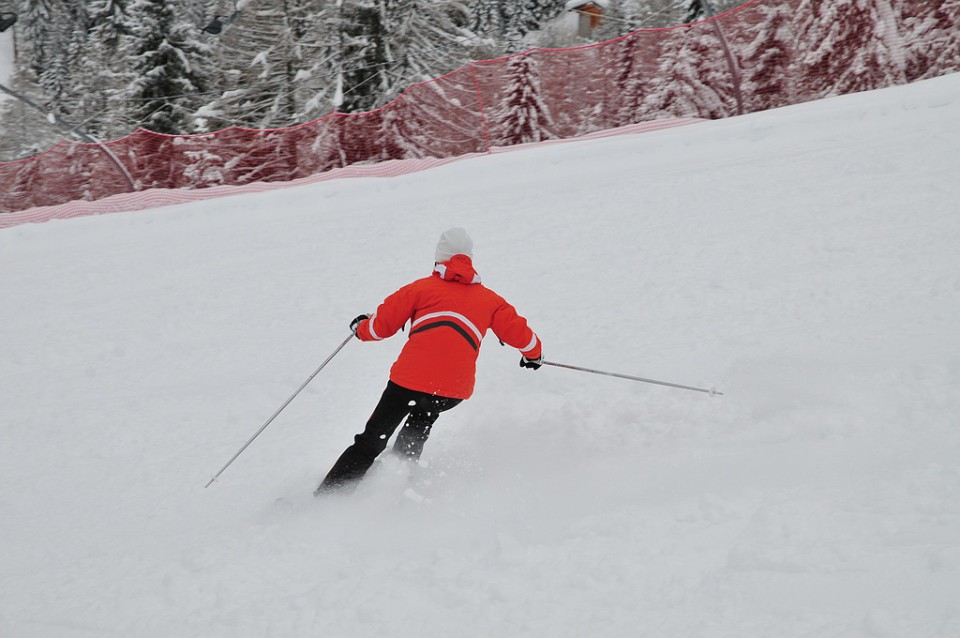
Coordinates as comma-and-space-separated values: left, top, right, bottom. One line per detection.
490, 300, 542, 361
355, 284, 418, 342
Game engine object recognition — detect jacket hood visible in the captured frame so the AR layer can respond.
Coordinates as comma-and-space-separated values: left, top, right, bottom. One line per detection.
434, 254, 482, 284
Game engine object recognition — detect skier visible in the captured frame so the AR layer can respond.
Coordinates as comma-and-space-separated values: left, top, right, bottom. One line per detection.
316, 228, 543, 494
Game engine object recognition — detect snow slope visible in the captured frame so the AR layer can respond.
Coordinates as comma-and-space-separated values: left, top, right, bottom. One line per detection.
2, 73, 960, 638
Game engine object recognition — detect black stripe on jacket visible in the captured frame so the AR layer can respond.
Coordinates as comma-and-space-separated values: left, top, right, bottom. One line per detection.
409, 320, 479, 351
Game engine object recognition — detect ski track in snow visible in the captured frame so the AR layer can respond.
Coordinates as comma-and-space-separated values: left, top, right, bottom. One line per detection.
1, 74, 960, 637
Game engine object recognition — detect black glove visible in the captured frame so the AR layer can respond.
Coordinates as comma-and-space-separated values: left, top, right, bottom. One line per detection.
520, 355, 543, 370
349, 314, 370, 334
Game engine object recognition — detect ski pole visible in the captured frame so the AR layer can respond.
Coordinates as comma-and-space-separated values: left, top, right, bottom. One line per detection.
541, 360, 723, 396
205, 333, 354, 488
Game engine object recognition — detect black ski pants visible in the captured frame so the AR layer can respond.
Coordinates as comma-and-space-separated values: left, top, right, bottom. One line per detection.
318, 381, 462, 491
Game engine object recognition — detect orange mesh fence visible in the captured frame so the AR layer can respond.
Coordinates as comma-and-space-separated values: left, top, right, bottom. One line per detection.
1, 0, 956, 214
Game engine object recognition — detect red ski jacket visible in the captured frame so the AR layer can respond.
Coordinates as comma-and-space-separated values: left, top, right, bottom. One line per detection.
355, 255, 541, 400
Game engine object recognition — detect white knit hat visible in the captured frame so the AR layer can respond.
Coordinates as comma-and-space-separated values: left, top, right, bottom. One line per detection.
434, 227, 474, 263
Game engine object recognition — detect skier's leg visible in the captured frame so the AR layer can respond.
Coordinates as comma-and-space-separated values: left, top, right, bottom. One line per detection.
392, 394, 462, 462
317, 382, 415, 492
392, 412, 440, 462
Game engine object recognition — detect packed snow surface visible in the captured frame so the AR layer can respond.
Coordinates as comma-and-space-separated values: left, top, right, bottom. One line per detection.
2, 74, 960, 637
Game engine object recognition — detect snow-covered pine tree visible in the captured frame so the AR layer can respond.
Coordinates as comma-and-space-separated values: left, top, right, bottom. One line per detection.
227, 129, 302, 185
125, 0, 215, 134
75, 0, 136, 139
44, 4, 88, 116
527, 0, 565, 28
493, 53, 555, 145
329, 0, 475, 114
680, 0, 708, 24
794, 0, 906, 99
577, 28, 645, 132
307, 115, 348, 173
85, 0, 134, 67
630, 0, 685, 28
380, 0, 472, 104
901, 0, 960, 81
13, 0, 89, 118
5, 149, 45, 208
182, 145, 227, 187
379, 95, 435, 159
179, 0, 208, 26
930, 0, 960, 76
597, 0, 679, 30
0, 4, 57, 159
470, 0, 505, 38
502, 0, 563, 51
645, 24, 736, 119
338, 0, 390, 113
302, 2, 349, 118
14, 0, 59, 84
596, 0, 645, 41
588, 0, 721, 37
466, 0, 508, 58
198, 0, 333, 130
740, 2, 795, 112
611, 31, 653, 126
